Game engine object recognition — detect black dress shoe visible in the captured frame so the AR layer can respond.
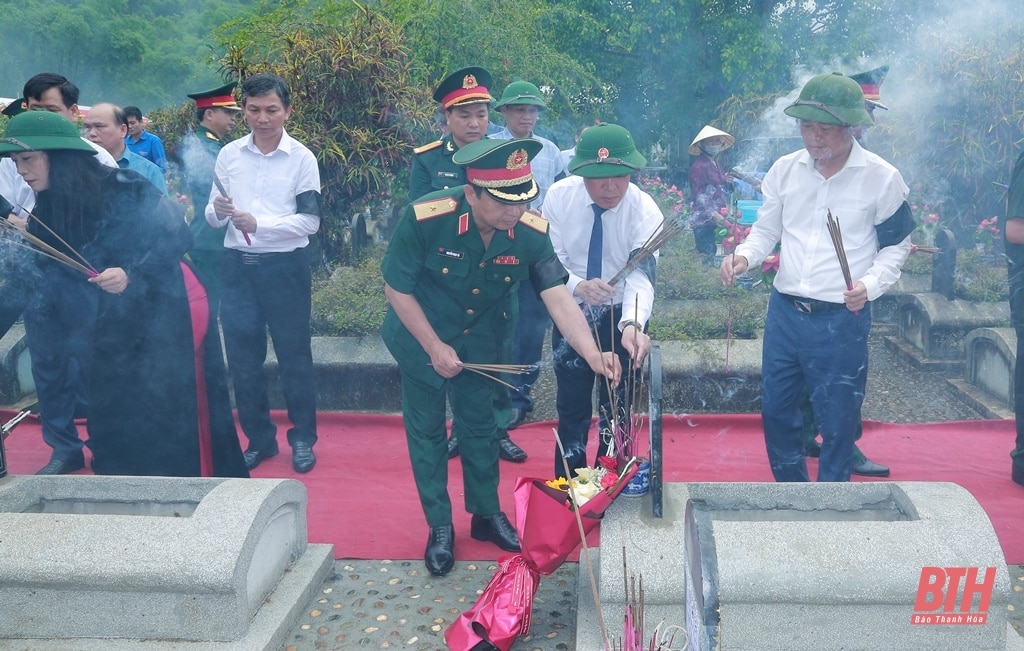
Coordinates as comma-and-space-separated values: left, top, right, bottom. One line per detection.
497, 437, 527, 463
243, 442, 279, 471
804, 441, 821, 458
292, 443, 316, 473
470, 513, 520, 552
36, 456, 85, 475
1012, 465, 1024, 487
447, 436, 459, 459
424, 524, 455, 576
851, 457, 890, 477
507, 407, 528, 431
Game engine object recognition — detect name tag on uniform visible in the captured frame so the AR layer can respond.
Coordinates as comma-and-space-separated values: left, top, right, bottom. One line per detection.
437, 171, 459, 179
437, 248, 465, 260
493, 255, 519, 265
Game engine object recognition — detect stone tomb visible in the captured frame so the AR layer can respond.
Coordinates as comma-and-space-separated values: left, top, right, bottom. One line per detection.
0, 475, 333, 650
576, 482, 1020, 651
889, 292, 1009, 370
948, 327, 1017, 419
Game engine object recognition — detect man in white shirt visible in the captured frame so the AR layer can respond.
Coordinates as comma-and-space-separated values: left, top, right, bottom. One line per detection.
206, 73, 322, 474
490, 80, 568, 441
720, 72, 915, 482
543, 123, 661, 479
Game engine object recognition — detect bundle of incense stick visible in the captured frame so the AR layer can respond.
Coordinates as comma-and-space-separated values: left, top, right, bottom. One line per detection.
607, 216, 686, 286
826, 209, 853, 290
212, 174, 252, 246
0, 214, 97, 277
450, 362, 537, 391
456, 362, 537, 374
729, 167, 762, 188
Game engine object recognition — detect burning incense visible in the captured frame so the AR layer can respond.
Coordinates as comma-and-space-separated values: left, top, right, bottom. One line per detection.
0, 217, 97, 277
212, 173, 252, 246
826, 210, 854, 290
729, 167, 762, 189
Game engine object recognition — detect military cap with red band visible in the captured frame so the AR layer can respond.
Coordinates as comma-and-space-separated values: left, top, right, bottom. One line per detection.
187, 81, 242, 111
433, 66, 494, 110
453, 137, 541, 204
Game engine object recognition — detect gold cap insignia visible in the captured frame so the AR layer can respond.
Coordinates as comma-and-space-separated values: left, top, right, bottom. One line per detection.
597, 147, 610, 161
506, 149, 529, 171
463, 74, 478, 89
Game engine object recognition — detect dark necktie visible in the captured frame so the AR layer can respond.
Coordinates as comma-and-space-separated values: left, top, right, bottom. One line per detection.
587, 203, 604, 280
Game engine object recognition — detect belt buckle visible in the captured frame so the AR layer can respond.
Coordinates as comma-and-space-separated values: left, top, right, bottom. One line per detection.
794, 300, 812, 314
240, 252, 260, 265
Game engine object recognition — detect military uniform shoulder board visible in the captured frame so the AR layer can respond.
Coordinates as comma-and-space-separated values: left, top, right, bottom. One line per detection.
519, 212, 549, 234
413, 140, 444, 155
413, 196, 460, 221
204, 130, 220, 142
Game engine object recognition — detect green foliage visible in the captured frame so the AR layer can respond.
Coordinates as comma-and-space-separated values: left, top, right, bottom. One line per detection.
215, 1, 435, 262
311, 245, 390, 336
953, 249, 1008, 303
0, 0, 260, 110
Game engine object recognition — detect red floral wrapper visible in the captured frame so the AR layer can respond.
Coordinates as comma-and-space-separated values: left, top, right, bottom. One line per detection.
445, 463, 638, 651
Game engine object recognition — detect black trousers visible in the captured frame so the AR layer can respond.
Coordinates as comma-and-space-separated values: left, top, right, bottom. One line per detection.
220, 248, 317, 449
551, 305, 631, 479
1013, 325, 1024, 472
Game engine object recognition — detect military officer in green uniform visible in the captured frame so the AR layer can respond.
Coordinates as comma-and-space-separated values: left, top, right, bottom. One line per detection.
183, 82, 242, 312
382, 138, 620, 577
409, 65, 530, 463
408, 66, 492, 201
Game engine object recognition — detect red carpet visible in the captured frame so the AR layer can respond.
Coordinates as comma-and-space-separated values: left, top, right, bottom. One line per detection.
3, 411, 1022, 563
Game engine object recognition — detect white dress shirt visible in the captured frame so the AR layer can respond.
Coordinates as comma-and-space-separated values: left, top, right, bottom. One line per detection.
735, 139, 910, 303
544, 175, 662, 328
204, 129, 321, 252
491, 127, 565, 209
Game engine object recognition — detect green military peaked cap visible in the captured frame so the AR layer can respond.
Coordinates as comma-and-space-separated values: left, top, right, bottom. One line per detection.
568, 123, 646, 178
784, 72, 873, 127
0, 110, 95, 155
187, 82, 242, 110
494, 80, 546, 109
453, 137, 542, 204
433, 66, 493, 110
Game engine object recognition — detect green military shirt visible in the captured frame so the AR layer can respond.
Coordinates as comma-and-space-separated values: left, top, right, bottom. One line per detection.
408, 134, 471, 201
185, 125, 229, 250
381, 186, 568, 389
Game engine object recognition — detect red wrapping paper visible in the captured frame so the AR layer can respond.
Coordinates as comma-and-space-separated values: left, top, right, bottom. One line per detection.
446, 465, 637, 651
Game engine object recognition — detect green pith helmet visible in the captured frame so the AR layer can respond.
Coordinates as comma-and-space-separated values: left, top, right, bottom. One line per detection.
784, 72, 873, 127
494, 80, 547, 110
0, 110, 95, 155
568, 123, 646, 178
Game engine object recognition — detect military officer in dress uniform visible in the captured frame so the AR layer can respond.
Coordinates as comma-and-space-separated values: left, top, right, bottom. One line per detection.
408, 65, 529, 463
183, 82, 242, 313
408, 66, 492, 201
382, 138, 620, 577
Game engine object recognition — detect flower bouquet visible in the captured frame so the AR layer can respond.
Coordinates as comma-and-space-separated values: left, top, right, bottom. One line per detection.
444, 457, 639, 651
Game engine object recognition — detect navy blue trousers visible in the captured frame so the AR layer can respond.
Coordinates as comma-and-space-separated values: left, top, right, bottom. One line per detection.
761, 291, 870, 482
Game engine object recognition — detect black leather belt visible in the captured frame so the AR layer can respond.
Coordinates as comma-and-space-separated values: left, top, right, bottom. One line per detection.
233, 249, 299, 265
777, 292, 846, 314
